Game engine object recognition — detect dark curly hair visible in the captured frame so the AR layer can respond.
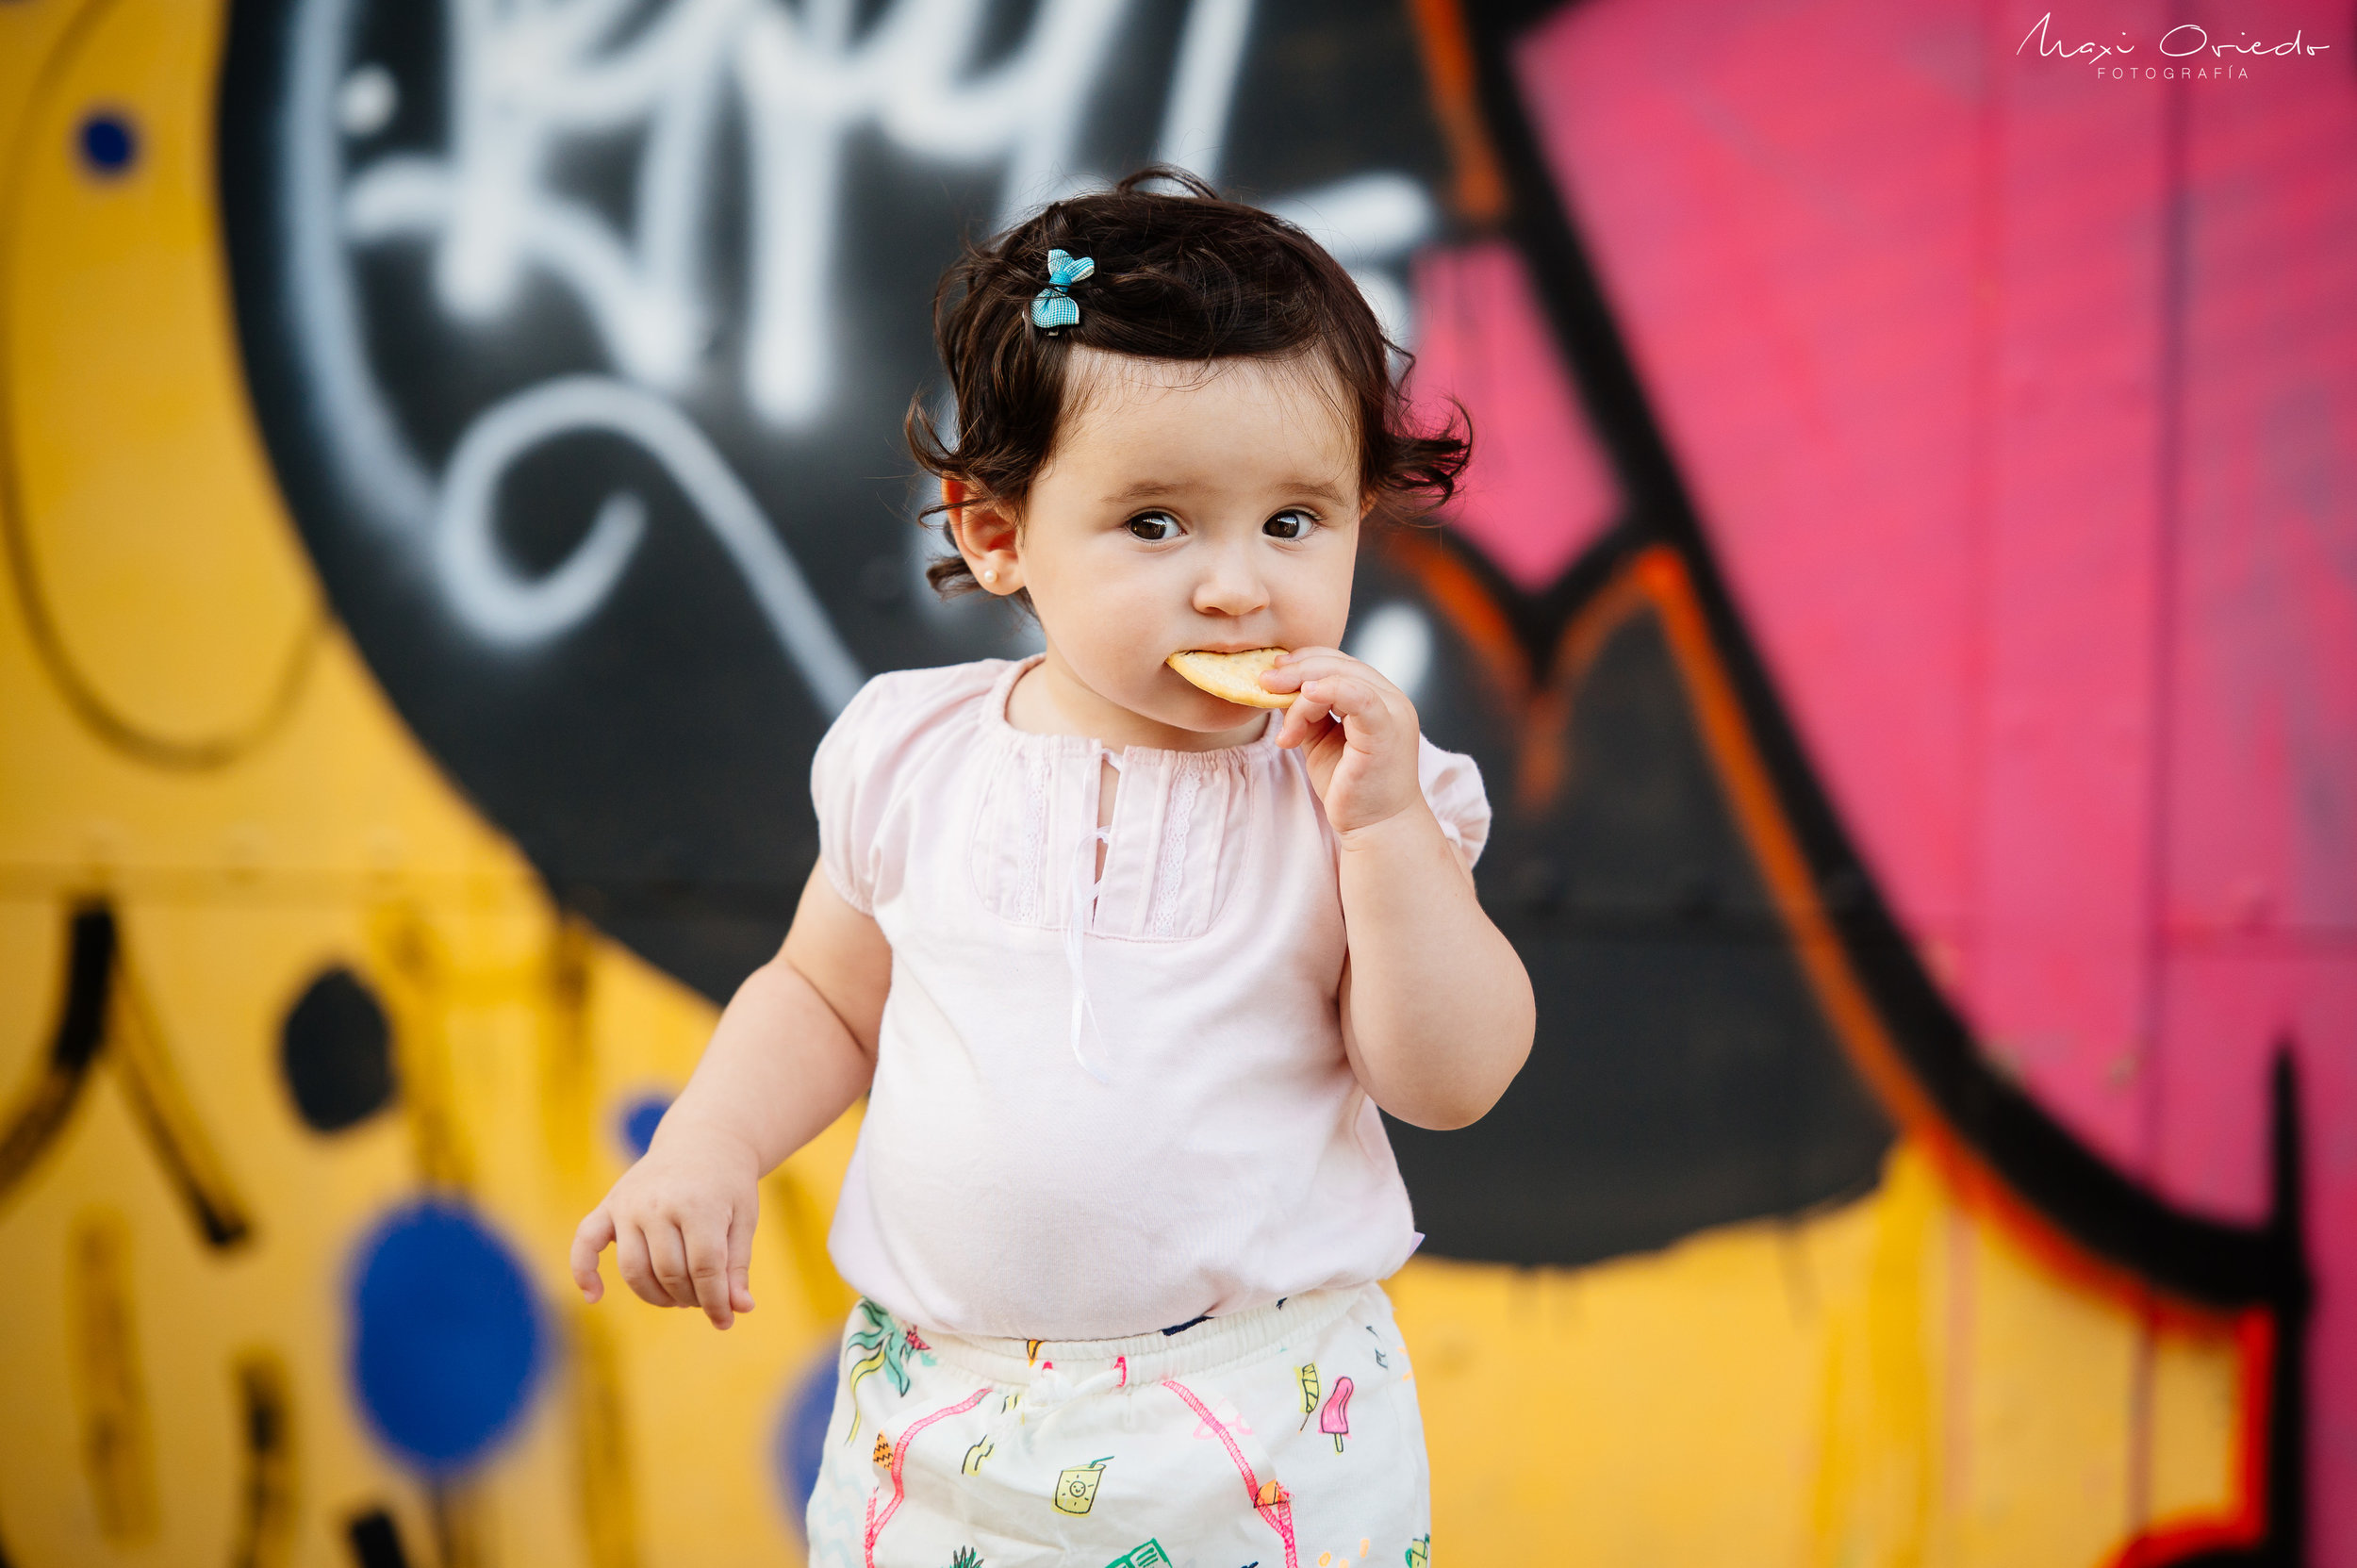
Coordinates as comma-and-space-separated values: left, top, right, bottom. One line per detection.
907, 168, 1470, 602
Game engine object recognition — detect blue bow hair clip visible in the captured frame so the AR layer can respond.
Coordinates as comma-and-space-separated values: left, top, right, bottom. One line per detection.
1030, 248, 1096, 332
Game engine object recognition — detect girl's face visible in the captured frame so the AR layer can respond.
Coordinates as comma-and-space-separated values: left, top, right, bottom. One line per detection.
953, 348, 1366, 750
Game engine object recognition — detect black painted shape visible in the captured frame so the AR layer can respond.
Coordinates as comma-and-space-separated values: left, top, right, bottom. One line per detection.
279, 967, 396, 1132
0, 904, 114, 1196
243, 1363, 286, 1454
1381, 577, 1889, 1266
0, 902, 253, 1246
233, 1356, 295, 1568
53, 902, 113, 1074
2266, 1048, 2312, 1568
2170, 1049, 2309, 1568
346, 1509, 410, 1568
216, 0, 1454, 1005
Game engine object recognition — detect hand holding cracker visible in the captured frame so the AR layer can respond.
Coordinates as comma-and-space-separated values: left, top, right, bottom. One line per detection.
1255, 646, 1426, 837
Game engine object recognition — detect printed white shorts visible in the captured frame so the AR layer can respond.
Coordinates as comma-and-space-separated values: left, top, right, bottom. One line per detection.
805, 1281, 1433, 1568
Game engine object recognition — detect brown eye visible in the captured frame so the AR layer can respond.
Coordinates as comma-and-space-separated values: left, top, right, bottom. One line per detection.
1127, 511, 1178, 541
1264, 509, 1316, 539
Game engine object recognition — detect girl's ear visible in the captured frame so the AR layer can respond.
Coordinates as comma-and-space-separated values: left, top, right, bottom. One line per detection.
946, 478, 1024, 595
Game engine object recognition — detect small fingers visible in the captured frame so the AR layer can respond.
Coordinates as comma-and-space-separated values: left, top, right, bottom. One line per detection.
683, 1211, 736, 1329
1301, 673, 1385, 720
1257, 652, 1322, 698
1275, 688, 1335, 749
1266, 653, 1405, 750
1270, 644, 1345, 673
1280, 676, 1400, 748
1265, 649, 1395, 697
727, 1200, 759, 1317
646, 1221, 697, 1310
570, 1207, 615, 1304
615, 1221, 665, 1309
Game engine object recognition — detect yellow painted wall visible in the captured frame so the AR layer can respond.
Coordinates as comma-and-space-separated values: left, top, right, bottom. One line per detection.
1392, 1146, 2249, 1566
0, 1, 2264, 1562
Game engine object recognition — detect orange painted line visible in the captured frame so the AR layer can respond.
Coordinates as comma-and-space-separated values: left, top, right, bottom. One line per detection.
1376, 526, 1622, 811
2237, 1309, 2276, 1542
1517, 567, 1651, 812
1637, 546, 1941, 1129
1404, 0, 1510, 223
1376, 529, 1530, 704
1637, 543, 2224, 1310
2103, 1309, 2273, 1568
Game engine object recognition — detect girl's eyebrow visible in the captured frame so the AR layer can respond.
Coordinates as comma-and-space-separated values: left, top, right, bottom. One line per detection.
1101, 478, 1351, 505
1104, 479, 1183, 503
1279, 480, 1351, 504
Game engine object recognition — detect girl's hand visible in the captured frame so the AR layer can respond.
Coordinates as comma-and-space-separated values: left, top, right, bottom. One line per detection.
569, 1127, 762, 1329
1260, 647, 1424, 837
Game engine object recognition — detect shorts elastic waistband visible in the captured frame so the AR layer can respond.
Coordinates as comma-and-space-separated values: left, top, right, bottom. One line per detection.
914, 1285, 1370, 1388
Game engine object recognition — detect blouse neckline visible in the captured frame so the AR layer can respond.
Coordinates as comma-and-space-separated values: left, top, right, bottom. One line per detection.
981, 652, 1280, 767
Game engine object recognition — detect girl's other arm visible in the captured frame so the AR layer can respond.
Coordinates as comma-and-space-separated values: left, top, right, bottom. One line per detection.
1334, 812, 1532, 1129
569, 865, 889, 1328
1261, 648, 1534, 1130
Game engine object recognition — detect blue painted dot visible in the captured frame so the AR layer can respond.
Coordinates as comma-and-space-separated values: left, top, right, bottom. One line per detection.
773, 1347, 840, 1534
76, 111, 137, 175
349, 1201, 543, 1474
618, 1093, 670, 1158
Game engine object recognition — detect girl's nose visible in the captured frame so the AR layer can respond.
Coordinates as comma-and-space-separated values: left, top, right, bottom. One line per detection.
1191, 544, 1269, 617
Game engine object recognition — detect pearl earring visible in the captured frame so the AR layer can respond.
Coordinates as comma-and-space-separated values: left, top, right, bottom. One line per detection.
982, 568, 997, 585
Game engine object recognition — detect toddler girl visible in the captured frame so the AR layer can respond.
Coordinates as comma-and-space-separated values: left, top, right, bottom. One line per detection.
572, 169, 1534, 1568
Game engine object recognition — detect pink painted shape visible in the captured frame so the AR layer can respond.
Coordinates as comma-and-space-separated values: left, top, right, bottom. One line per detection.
1968, 32, 2177, 1169
1516, 0, 1986, 1015
1405, 239, 1620, 590
1517, 0, 2357, 1551
2158, 0, 2357, 1155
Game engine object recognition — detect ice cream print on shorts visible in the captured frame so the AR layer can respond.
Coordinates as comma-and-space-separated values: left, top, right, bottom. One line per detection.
1318, 1378, 1355, 1453
802, 1285, 1430, 1568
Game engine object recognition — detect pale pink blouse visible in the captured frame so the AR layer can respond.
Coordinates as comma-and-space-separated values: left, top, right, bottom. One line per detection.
814, 654, 1492, 1339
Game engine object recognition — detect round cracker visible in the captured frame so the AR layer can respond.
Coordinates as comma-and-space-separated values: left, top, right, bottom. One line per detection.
1165, 648, 1294, 709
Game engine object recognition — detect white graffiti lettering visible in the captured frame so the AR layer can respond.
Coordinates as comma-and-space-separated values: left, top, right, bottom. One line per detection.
296, 0, 1431, 703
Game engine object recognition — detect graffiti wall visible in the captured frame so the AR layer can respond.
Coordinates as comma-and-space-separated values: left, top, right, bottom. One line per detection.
0, 0, 2349, 1562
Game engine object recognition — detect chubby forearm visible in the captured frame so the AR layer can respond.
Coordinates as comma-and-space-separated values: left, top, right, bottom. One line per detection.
651, 951, 875, 1176
1336, 801, 1534, 1130
572, 867, 886, 1328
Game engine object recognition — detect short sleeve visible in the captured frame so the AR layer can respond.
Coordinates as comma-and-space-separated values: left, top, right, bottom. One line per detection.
810, 676, 898, 914
811, 662, 1003, 915
1417, 735, 1492, 869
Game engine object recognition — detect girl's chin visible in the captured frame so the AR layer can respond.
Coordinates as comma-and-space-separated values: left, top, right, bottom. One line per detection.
1170, 699, 1275, 740
1110, 688, 1252, 740
1045, 657, 1265, 741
